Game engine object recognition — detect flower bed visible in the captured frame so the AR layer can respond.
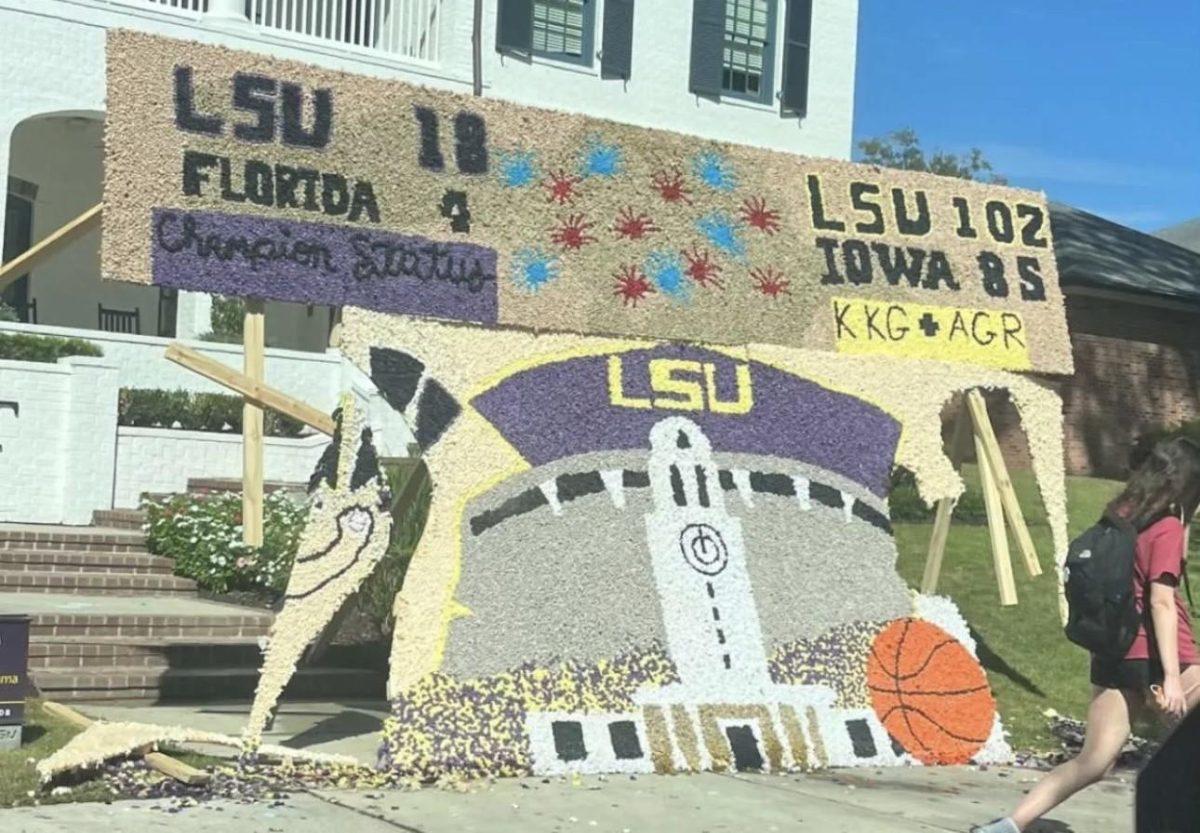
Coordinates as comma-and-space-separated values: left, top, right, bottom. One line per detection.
143, 490, 307, 593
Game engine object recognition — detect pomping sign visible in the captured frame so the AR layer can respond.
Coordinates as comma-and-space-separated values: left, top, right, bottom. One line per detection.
103, 30, 1072, 374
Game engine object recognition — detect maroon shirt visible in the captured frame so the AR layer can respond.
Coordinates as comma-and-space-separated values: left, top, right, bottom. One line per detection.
1124, 516, 1198, 665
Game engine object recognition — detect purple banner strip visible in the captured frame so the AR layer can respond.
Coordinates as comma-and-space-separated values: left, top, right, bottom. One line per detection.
150, 208, 498, 325
471, 345, 900, 496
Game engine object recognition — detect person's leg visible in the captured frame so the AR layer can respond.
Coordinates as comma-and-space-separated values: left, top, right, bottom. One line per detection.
1181, 665, 1200, 708
1006, 686, 1138, 830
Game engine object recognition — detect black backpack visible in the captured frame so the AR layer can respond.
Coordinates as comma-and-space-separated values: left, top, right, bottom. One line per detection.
1064, 513, 1141, 658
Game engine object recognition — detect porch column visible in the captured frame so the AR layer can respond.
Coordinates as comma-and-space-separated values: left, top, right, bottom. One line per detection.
175, 291, 214, 341
206, 0, 251, 25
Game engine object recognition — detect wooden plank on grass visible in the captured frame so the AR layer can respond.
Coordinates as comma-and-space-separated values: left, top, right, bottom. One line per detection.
973, 420, 1018, 606
165, 342, 336, 436
921, 403, 973, 594
0, 204, 102, 293
966, 389, 1042, 578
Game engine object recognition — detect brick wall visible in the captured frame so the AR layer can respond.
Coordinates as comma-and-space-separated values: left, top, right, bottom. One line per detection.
979, 294, 1200, 479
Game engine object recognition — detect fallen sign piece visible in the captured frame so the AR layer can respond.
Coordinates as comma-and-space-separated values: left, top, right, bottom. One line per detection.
164, 342, 336, 436
37, 707, 360, 785
40, 701, 210, 786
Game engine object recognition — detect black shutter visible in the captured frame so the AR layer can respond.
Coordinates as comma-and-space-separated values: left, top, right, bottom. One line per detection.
600, 0, 635, 80
780, 0, 813, 116
688, 0, 725, 97
496, 0, 534, 54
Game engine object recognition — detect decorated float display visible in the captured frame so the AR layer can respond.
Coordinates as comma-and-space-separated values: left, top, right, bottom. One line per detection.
26, 29, 1077, 780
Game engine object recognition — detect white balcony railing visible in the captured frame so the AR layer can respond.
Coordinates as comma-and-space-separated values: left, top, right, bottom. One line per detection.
114, 0, 443, 63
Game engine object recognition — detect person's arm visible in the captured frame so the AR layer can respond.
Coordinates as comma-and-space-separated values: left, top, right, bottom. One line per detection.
1150, 579, 1187, 717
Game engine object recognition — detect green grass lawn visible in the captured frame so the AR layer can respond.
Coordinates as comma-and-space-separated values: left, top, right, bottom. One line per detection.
893, 466, 1200, 751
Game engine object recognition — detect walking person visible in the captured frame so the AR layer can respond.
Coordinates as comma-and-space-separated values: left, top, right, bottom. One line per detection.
972, 437, 1200, 833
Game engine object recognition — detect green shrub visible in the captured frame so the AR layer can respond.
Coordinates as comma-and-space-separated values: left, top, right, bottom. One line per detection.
355, 461, 432, 636
0, 332, 102, 363
1132, 419, 1200, 471
210, 295, 245, 340
119, 388, 307, 437
888, 467, 988, 524
0, 302, 18, 323
143, 490, 307, 593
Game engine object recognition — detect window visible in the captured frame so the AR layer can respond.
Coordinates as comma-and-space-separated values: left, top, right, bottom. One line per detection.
532, 1, 595, 65
721, 0, 775, 102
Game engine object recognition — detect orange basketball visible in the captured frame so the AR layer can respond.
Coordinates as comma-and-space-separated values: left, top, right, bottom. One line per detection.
866, 618, 995, 765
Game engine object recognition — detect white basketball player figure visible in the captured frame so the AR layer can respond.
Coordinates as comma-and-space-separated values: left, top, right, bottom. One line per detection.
641, 416, 773, 701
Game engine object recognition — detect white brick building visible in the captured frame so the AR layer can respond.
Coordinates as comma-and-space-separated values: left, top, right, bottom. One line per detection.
0, 0, 860, 523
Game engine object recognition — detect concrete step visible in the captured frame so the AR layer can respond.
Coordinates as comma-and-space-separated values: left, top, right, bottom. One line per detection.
91, 509, 146, 531
29, 665, 385, 702
0, 549, 175, 575
28, 635, 264, 671
0, 525, 148, 554
19, 604, 274, 642
0, 570, 196, 596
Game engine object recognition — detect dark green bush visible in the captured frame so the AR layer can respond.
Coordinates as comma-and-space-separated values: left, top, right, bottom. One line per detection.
210, 295, 245, 340
355, 461, 432, 636
888, 467, 988, 524
0, 332, 101, 363
118, 388, 307, 437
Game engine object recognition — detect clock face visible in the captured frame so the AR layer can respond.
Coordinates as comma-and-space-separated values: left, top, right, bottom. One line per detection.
679, 523, 729, 576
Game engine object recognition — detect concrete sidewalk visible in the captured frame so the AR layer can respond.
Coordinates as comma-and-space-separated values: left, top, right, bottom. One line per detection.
1, 765, 1134, 832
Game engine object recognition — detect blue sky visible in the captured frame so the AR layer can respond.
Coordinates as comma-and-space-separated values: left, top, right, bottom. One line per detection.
853, 1, 1200, 232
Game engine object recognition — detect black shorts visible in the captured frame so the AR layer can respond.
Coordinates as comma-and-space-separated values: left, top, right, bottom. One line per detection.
1090, 657, 1164, 690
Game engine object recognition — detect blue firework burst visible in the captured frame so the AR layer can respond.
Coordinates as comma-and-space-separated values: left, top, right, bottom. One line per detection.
580, 136, 624, 179
644, 250, 690, 303
695, 211, 748, 262
497, 149, 539, 188
512, 247, 561, 293
692, 150, 738, 192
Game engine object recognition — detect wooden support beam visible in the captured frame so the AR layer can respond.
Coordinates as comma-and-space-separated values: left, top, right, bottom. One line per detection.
41, 701, 210, 786
921, 403, 973, 595
243, 300, 265, 548
973, 419, 1018, 606
966, 390, 1042, 579
0, 204, 102, 293
165, 343, 336, 436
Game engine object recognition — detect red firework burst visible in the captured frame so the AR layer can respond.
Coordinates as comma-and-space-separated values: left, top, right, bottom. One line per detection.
751, 266, 791, 298
651, 168, 693, 205
613, 206, 659, 240
682, 246, 724, 289
549, 214, 597, 250
741, 196, 782, 234
543, 169, 582, 205
613, 264, 655, 307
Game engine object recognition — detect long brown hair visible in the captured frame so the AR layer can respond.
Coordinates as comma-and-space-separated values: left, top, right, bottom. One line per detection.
1108, 437, 1200, 530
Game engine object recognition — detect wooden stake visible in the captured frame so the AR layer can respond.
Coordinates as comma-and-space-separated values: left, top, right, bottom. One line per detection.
974, 419, 1018, 606
0, 204, 102, 293
966, 390, 1042, 578
164, 343, 336, 436
243, 300, 265, 548
921, 403, 973, 594
41, 701, 209, 786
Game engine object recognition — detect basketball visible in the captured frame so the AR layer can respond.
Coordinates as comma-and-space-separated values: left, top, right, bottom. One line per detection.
866, 618, 995, 765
